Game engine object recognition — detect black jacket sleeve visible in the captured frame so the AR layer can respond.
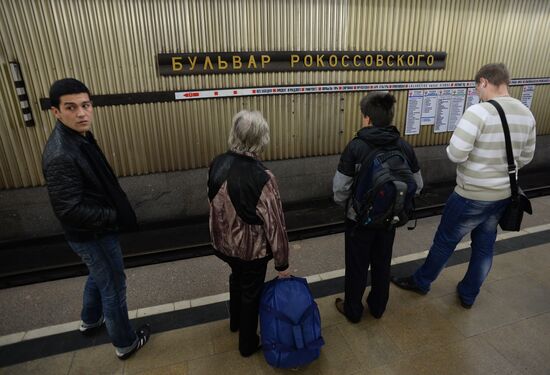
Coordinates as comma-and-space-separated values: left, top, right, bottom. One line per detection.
398, 140, 420, 173
336, 140, 359, 177
44, 154, 117, 230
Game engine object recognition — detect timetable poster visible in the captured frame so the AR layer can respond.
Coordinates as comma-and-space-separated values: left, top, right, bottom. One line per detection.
465, 87, 480, 109
521, 85, 535, 108
421, 89, 438, 125
434, 89, 452, 133
447, 88, 467, 132
405, 90, 423, 135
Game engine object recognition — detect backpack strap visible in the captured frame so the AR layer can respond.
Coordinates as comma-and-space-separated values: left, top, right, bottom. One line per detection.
265, 337, 325, 353
407, 197, 417, 230
260, 302, 325, 351
354, 136, 415, 189
355, 137, 381, 174
390, 181, 408, 225
260, 302, 317, 326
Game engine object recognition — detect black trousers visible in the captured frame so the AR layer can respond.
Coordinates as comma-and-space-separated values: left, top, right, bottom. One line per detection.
224, 257, 268, 356
344, 219, 396, 322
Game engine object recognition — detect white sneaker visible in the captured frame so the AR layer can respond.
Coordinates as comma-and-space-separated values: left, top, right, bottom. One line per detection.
79, 315, 105, 335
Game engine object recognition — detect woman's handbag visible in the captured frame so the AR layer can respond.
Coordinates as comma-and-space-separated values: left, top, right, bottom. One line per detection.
488, 100, 533, 231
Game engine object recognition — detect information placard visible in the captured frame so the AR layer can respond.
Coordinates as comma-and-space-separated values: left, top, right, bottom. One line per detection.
421, 89, 438, 125
465, 87, 479, 109
448, 89, 467, 132
405, 90, 424, 135
434, 89, 452, 133
521, 85, 535, 108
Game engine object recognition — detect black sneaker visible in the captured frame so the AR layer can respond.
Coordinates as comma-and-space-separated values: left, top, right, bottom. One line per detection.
79, 315, 105, 336
391, 276, 428, 295
456, 286, 473, 309
116, 324, 151, 360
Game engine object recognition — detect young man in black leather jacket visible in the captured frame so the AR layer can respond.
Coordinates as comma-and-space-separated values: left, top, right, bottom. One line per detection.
42, 78, 150, 360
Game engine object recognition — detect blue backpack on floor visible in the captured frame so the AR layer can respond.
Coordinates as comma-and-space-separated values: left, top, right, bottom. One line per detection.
259, 276, 325, 368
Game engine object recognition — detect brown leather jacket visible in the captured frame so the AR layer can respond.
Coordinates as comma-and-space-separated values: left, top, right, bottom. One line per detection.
207, 151, 289, 271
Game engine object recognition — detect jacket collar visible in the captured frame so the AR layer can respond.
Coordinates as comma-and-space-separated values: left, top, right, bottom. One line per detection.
56, 121, 95, 144
356, 126, 401, 146
228, 149, 260, 161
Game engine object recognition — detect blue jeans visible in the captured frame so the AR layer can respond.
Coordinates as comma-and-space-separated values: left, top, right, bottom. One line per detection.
68, 234, 137, 350
413, 192, 509, 305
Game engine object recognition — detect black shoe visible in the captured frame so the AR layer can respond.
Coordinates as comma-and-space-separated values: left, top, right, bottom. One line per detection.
117, 324, 151, 360
240, 344, 262, 357
335, 298, 360, 323
334, 297, 346, 316
366, 296, 385, 319
459, 298, 473, 309
456, 286, 473, 309
368, 308, 384, 319
391, 276, 428, 295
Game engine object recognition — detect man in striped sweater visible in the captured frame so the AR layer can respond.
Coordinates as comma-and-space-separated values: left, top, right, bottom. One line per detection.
391, 63, 536, 308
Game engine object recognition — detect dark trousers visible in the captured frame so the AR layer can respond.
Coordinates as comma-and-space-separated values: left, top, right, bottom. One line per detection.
224, 257, 268, 356
344, 220, 395, 322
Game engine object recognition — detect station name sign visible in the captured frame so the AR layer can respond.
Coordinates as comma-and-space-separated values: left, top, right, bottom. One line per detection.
158, 51, 446, 75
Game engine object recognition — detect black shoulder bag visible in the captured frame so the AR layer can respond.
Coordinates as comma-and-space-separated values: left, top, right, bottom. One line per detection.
487, 100, 532, 231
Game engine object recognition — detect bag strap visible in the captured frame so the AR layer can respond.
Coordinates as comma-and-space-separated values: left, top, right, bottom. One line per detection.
353, 136, 401, 198
260, 301, 316, 326
355, 137, 381, 173
392, 181, 407, 212
407, 197, 417, 230
487, 100, 518, 199
260, 302, 324, 351
356, 135, 402, 161
265, 337, 325, 353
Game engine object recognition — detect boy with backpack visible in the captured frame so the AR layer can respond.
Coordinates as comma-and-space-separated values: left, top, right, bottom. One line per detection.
332, 91, 423, 322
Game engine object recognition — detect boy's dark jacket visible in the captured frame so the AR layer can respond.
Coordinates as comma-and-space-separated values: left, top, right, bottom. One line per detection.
334, 126, 420, 221
337, 126, 419, 177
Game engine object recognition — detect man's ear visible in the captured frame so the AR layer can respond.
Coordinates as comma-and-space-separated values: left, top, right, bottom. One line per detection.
362, 115, 371, 127
51, 107, 60, 119
481, 78, 488, 88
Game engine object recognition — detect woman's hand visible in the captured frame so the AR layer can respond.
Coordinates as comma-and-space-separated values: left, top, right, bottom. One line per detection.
277, 269, 291, 278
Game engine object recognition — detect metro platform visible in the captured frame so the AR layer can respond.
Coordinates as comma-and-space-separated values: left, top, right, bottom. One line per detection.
1, 196, 550, 374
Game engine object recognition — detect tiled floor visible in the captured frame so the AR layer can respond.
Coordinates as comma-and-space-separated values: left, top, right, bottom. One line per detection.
2, 243, 549, 375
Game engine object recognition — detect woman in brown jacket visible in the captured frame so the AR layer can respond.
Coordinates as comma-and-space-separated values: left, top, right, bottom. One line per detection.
207, 110, 290, 357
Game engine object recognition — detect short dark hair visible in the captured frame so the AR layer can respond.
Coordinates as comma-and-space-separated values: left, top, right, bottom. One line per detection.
360, 92, 396, 127
474, 63, 510, 86
49, 78, 91, 109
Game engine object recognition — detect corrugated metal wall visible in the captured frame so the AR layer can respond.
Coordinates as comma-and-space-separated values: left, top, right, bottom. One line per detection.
1, 0, 549, 189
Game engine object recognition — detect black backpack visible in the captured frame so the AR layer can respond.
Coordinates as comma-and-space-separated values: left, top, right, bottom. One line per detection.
352, 139, 417, 229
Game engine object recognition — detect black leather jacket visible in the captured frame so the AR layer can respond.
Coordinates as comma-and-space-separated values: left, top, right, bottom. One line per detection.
42, 122, 135, 241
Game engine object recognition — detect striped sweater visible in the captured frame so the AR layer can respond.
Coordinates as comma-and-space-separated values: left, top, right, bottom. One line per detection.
447, 96, 536, 201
